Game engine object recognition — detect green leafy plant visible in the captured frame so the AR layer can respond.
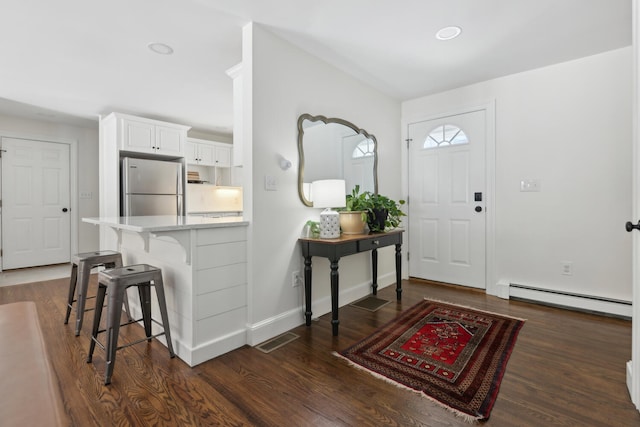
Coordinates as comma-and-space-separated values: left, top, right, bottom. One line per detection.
339, 185, 406, 232
340, 185, 371, 222
366, 193, 406, 232
305, 220, 320, 238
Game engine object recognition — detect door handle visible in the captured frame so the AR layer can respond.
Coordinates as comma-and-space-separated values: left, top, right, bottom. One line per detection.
62, 208, 68, 213
475, 206, 482, 213
626, 221, 640, 232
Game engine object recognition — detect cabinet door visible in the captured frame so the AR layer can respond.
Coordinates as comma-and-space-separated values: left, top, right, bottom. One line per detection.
185, 141, 198, 164
198, 143, 216, 166
122, 119, 155, 153
156, 125, 184, 156
214, 144, 231, 167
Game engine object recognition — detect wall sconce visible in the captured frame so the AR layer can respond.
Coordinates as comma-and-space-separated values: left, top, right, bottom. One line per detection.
311, 179, 346, 239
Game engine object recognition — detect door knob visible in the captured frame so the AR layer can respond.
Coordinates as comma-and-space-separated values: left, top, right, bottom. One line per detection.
62, 208, 68, 213
626, 221, 640, 232
475, 206, 482, 213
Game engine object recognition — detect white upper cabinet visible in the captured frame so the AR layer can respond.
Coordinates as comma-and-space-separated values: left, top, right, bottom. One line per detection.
115, 113, 189, 157
214, 144, 231, 167
186, 139, 216, 166
186, 138, 231, 167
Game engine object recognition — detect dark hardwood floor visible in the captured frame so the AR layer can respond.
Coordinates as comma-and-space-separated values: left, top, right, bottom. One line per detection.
1, 276, 639, 426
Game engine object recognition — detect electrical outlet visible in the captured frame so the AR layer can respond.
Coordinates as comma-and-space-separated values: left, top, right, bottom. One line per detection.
292, 271, 302, 287
561, 261, 573, 276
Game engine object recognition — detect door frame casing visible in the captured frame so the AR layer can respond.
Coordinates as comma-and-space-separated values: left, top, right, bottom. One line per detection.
401, 100, 497, 296
0, 131, 78, 271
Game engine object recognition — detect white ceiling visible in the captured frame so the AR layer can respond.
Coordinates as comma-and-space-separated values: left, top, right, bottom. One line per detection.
0, 0, 631, 134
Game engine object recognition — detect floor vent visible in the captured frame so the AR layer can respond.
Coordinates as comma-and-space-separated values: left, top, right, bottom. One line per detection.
255, 332, 299, 354
349, 296, 390, 312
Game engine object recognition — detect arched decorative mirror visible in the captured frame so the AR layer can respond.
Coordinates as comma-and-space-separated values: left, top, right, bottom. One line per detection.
297, 114, 378, 207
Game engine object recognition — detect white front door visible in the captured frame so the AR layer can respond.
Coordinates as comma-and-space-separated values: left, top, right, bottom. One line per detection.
1, 137, 71, 269
408, 109, 486, 288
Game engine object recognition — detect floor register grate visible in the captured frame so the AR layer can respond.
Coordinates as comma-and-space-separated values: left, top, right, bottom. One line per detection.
349, 296, 390, 312
255, 332, 300, 354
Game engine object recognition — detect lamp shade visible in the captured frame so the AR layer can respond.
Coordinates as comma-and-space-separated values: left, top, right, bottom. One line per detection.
311, 180, 346, 209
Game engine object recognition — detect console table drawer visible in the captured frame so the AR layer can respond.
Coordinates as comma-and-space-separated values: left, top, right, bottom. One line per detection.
357, 234, 400, 252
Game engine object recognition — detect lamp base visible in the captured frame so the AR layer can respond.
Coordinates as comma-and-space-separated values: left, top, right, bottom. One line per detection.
319, 209, 340, 239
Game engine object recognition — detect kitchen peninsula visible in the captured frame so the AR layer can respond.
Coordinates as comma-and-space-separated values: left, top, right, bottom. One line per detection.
84, 215, 249, 367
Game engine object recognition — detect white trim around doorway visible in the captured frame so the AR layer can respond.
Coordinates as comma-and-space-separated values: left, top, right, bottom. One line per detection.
0, 130, 78, 272
401, 100, 497, 296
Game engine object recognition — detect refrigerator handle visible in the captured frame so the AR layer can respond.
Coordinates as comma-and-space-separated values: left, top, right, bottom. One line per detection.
178, 196, 183, 216
177, 163, 184, 195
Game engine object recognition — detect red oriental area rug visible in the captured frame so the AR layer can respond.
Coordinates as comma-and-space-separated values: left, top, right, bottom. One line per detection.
336, 299, 525, 421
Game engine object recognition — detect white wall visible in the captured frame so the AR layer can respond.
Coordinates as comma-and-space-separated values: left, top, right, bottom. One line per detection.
0, 115, 100, 253
402, 46, 632, 302
244, 23, 402, 344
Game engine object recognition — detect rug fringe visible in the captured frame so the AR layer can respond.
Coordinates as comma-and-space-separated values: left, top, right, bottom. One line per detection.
332, 351, 481, 423
423, 297, 528, 322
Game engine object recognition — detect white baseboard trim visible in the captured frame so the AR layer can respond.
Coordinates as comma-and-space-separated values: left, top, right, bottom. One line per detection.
246, 272, 396, 347
628, 360, 633, 403
190, 329, 247, 366
245, 306, 304, 346
495, 281, 510, 299
509, 283, 632, 318
126, 302, 248, 367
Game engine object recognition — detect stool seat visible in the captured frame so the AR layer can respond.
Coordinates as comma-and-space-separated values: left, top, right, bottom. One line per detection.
87, 263, 175, 385
64, 250, 131, 336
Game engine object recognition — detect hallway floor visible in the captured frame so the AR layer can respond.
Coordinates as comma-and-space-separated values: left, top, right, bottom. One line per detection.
0, 263, 70, 287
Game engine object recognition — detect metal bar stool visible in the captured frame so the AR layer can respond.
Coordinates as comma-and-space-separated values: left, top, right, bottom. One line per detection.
86, 264, 175, 385
64, 250, 132, 336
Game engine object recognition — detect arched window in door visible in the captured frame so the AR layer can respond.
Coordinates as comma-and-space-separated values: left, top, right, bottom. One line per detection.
424, 124, 468, 149
352, 138, 375, 158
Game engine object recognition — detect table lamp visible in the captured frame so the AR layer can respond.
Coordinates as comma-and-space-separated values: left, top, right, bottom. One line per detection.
311, 179, 346, 239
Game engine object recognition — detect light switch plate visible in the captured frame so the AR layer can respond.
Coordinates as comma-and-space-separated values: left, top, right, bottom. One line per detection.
265, 175, 277, 191
520, 179, 540, 192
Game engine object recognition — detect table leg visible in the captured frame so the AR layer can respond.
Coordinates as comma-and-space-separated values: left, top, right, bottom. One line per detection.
330, 258, 340, 336
395, 243, 402, 300
304, 256, 313, 326
371, 248, 378, 295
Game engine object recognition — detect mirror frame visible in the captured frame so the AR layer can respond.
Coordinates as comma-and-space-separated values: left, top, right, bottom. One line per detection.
297, 113, 378, 207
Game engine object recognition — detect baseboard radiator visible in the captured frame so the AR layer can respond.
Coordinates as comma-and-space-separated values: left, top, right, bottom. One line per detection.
509, 283, 632, 319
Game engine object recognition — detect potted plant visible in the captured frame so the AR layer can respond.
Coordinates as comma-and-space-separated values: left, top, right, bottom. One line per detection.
366, 193, 406, 232
338, 185, 370, 234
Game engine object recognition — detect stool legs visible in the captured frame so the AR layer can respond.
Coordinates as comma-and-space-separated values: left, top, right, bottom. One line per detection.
153, 275, 175, 358
74, 260, 94, 335
138, 283, 153, 341
104, 282, 127, 385
65, 255, 132, 336
88, 266, 175, 385
86, 284, 106, 364
64, 263, 78, 325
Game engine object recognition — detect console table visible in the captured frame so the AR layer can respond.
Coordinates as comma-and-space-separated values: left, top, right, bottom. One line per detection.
299, 229, 404, 336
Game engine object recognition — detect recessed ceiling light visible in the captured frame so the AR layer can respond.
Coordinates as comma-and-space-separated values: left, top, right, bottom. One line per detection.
147, 42, 174, 55
435, 26, 462, 41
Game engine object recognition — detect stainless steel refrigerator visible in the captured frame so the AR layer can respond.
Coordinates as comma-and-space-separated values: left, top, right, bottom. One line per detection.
121, 157, 184, 216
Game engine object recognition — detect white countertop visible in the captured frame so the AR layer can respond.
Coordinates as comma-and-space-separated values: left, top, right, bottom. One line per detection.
83, 215, 249, 232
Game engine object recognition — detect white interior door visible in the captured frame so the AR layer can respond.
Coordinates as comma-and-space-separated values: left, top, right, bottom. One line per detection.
408, 109, 486, 288
1, 137, 71, 269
